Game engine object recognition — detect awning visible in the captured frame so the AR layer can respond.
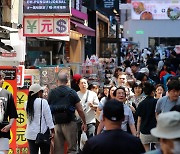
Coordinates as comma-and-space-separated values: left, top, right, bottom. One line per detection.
71, 21, 95, 36
36, 36, 70, 41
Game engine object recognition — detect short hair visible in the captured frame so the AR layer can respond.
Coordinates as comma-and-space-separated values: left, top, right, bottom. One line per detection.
78, 77, 87, 85
167, 80, 180, 91
155, 84, 164, 91
57, 72, 68, 84
113, 86, 126, 97
132, 81, 143, 93
113, 67, 123, 78
143, 82, 155, 95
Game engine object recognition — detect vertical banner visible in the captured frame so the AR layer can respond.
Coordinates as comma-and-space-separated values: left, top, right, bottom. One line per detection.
16, 75, 32, 154
17, 65, 25, 88
0, 67, 17, 154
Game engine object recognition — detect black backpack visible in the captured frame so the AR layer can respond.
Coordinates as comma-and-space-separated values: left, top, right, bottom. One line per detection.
50, 89, 74, 124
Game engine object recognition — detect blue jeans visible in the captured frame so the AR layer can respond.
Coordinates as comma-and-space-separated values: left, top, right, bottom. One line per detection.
27, 139, 50, 154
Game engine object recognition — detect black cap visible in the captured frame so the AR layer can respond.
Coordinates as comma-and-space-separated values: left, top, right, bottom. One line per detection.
131, 62, 140, 67
103, 99, 124, 122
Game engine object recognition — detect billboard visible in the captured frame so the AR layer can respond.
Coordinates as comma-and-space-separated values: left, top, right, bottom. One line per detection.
131, 1, 180, 20
23, 16, 70, 37
23, 0, 70, 14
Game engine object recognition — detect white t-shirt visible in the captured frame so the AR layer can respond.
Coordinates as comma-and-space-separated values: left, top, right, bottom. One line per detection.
25, 98, 54, 140
77, 90, 99, 124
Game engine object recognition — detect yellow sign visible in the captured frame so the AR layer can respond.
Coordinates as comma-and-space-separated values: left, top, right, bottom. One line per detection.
17, 91, 28, 109
2, 81, 14, 95
16, 128, 27, 146
17, 110, 27, 127
9, 130, 13, 144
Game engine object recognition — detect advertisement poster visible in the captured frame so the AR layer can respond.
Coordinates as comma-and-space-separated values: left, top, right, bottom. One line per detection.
131, 1, 180, 20
23, 16, 70, 37
16, 75, 33, 154
0, 67, 17, 154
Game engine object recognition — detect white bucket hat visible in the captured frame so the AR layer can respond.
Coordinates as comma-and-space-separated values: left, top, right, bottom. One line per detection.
29, 84, 45, 96
139, 67, 149, 76
151, 111, 180, 139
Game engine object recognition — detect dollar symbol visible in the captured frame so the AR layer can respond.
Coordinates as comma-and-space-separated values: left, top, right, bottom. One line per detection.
56, 19, 67, 33
17, 113, 25, 124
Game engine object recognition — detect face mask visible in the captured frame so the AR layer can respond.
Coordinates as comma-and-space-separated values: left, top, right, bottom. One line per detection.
172, 141, 180, 154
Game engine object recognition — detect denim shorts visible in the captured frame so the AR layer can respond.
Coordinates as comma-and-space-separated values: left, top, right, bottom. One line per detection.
0, 138, 9, 150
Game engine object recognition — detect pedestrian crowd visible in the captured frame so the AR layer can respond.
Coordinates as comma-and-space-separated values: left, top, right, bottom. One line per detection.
0, 47, 180, 154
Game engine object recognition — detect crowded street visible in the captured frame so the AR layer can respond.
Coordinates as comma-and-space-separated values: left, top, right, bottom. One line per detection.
0, 0, 180, 154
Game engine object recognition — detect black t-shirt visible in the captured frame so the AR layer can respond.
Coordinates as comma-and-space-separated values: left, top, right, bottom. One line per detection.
82, 129, 145, 154
48, 85, 80, 115
136, 96, 157, 134
0, 89, 18, 139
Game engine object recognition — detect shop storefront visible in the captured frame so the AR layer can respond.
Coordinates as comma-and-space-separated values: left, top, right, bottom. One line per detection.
124, 0, 180, 50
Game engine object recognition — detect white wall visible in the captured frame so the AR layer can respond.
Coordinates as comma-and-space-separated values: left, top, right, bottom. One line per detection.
123, 19, 180, 49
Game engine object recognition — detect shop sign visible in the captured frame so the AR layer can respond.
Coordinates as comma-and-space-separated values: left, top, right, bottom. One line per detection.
23, 0, 70, 14
0, 66, 17, 154
17, 65, 25, 88
131, 1, 180, 20
0, 48, 16, 58
16, 75, 33, 154
23, 16, 70, 37
97, 0, 119, 15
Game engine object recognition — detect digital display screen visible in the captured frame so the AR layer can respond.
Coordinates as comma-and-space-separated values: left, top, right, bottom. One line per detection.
23, 0, 70, 14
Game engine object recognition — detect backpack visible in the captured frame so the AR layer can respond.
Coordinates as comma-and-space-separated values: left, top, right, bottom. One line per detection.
50, 89, 75, 124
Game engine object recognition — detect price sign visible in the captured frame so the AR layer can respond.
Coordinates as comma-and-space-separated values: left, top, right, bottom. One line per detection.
23, 16, 70, 37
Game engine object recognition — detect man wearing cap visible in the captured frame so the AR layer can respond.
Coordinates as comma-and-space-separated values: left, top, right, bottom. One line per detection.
130, 62, 140, 79
0, 71, 18, 154
82, 99, 145, 154
146, 111, 180, 154
155, 80, 180, 118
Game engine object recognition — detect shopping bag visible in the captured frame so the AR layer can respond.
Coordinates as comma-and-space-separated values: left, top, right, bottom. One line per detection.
80, 131, 88, 150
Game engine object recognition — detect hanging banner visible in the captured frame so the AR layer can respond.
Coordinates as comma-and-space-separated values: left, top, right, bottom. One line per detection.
131, 1, 180, 20
0, 67, 17, 154
17, 65, 25, 88
23, 16, 70, 37
16, 75, 33, 154
23, 0, 70, 14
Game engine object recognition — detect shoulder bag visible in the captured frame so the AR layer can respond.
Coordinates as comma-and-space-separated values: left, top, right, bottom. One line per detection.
35, 99, 50, 145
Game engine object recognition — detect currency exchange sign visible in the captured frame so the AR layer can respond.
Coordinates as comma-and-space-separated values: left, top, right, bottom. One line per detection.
23, 0, 70, 14
23, 16, 70, 37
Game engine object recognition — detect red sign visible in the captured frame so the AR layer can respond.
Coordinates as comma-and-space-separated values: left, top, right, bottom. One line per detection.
16, 75, 33, 154
23, 16, 70, 37
0, 66, 17, 154
0, 48, 16, 57
17, 65, 25, 87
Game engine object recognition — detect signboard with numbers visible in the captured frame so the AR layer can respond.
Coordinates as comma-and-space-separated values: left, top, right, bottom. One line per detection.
23, 16, 70, 37
23, 0, 70, 14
